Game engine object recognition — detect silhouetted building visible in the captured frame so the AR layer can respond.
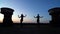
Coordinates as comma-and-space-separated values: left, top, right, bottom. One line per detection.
48, 7, 60, 26
34, 14, 43, 24
1, 7, 14, 25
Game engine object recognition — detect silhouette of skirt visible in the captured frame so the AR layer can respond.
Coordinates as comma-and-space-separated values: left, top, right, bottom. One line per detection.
20, 19, 23, 23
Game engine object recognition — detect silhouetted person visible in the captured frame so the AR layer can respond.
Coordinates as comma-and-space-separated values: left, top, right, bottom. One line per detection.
1, 7, 14, 26
48, 7, 60, 26
18, 14, 26, 25
34, 14, 43, 24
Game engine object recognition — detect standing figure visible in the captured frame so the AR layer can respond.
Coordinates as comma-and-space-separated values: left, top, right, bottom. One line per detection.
34, 14, 43, 24
18, 14, 26, 24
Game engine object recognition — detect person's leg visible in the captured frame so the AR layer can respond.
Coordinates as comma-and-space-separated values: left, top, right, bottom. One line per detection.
20, 20, 23, 28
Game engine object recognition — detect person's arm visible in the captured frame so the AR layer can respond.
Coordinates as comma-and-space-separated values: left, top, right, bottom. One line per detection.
23, 15, 27, 17
40, 16, 43, 18
18, 15, 20, 18
34, 16, 37, 18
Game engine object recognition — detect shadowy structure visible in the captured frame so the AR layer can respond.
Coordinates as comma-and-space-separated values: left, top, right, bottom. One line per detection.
1, 7, 14, 26
18, 14, 26, 27
34, 14, 43, 24
48, 7, 60, 26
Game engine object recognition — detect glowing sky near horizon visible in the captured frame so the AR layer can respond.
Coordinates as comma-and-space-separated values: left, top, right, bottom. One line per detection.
0, 0, 60, 23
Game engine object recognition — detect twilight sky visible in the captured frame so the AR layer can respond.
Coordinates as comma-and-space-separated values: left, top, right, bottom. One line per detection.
0, 0, 60, 23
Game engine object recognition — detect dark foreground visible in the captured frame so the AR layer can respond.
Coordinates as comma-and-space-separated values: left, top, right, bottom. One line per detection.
0, 23, 60, 34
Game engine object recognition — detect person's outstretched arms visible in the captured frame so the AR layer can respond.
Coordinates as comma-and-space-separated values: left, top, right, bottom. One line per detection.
34, 16, 37, 18
23, 15, 27, 17
40, 16, 43, 18
18, 15, 20, 18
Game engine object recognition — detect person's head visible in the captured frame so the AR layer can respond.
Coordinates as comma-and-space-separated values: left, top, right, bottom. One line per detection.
21, 14, 23, 16
37, 14, 39, 16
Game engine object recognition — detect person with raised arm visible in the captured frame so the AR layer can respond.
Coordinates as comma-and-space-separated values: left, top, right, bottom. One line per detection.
18, 14, 26, 24
34, 14, 43, 24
